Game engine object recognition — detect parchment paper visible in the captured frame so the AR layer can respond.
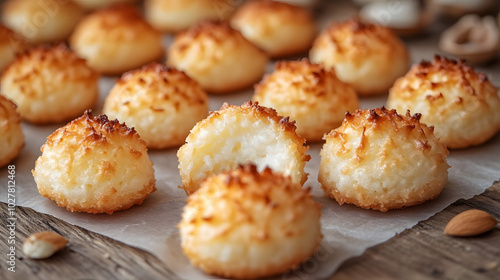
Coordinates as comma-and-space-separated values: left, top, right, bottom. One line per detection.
2, 1, 500, 279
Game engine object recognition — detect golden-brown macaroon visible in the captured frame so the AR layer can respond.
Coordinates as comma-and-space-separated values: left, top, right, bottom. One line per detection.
32, 111, 156, 214
319, 107, 450, 212
167, 21, 268, 94
70, 4, 164, 75
179, 164, 322, 279
0, 95, 24, 167
1, 44, 99, 124
0, 25, 28, 72
145, 0, 235, 33
103, 63, 209, 149
386, 55, 500, 149
1, 0, 84, 45
253, 59, 359, 141
309, 18, 410, 96
177, 101, 310, 195
73, 0, 137, 10
230, 0, 316, 58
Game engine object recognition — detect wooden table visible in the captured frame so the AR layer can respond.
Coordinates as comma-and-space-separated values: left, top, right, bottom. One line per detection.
1, 182, 499, 280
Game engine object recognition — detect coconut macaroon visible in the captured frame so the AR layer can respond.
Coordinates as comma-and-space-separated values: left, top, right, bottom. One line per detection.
1, 44, 99, 124
230, 0, 316, 58
253, 59, 359, 141
387, 55, 500, 149
145, 0, 235, 33
103, 63, 209, 149
0, 95, 24, 167
72, 0, 137, 10
319, 107, 450, 212
32, 111, 156, 214
167, 21, 268, 94
310, 18, 409, 96
177, 101, 310, 195
179, 164, 322, 279
0, 25, 28, 72
70, 5, 164, 75
1, 0, 84, 45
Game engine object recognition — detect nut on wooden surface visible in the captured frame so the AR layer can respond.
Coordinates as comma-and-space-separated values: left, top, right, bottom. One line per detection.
444, 209, 498, 237
23, 231, 68, 259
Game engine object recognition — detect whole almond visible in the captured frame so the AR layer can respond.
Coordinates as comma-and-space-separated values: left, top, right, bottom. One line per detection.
23, 231, 68, 259
444, 209, 497, 237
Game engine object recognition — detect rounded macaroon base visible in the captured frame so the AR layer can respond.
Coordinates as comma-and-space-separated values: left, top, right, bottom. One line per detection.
32, 111, 156, 214
253, 59, 359, 141
177, 101, 310, 195
319, 107, 450, 212
0, 95, 24, 168
103, 63, 209, 149
167, 21, 269, 94
0, 44, 99, 124
178, 164, 322, 279
387, 55, 500, 149
309, 18, 409, 96
70, 4, 164, 76
230, 0, 316, 58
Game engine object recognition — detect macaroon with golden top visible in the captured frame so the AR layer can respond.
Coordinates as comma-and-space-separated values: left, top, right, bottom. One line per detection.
0, 95, 24, 167
103, 63, 209, 149
253, 59, 359, 141
70, 4, 164, 75
32, 111, 156, 214
1, 0, 84, 45
178, 164, 322, 279
177, 101, 310, 195
230, 0, 316, 58
167, 21, 269, 94
0, 25, 28, 72
1, 44, 99, 124
145, 0, 235, 33
387, 55, 500, 149
310, 18, 409, 96
319, 107, 450, 212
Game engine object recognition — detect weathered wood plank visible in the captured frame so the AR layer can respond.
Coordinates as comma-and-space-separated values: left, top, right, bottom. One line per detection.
332, 182, 500, 280
0, 204, 178, 280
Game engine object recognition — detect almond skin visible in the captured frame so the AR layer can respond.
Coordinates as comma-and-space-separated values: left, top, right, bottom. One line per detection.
23, 231, 68, 259
444, 209, 497, 237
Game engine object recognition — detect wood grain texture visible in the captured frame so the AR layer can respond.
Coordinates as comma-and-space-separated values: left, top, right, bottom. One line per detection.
1, 183, 499, 280
0, 204, 178, 280
332, 182, 500, 280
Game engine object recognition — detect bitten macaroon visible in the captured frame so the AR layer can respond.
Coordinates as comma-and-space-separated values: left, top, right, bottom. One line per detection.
310, 18, 409, 96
